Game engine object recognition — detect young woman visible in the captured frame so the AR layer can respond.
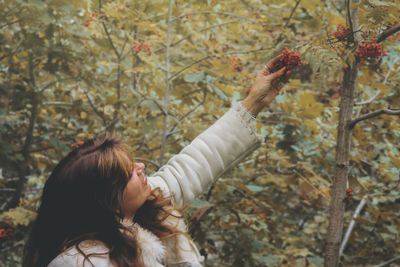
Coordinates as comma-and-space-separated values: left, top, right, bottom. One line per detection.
23, 55, 291, 267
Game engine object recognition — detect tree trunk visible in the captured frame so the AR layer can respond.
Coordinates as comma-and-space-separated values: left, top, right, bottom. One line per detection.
324, 1, 361, 265
324, 63, 358, 267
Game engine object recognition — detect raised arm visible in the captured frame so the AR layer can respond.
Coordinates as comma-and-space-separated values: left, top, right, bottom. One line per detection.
148, 54, 292, 208
148, 99, 263, 208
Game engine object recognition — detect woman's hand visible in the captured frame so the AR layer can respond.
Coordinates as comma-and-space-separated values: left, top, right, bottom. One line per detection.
242, 55, 292, 117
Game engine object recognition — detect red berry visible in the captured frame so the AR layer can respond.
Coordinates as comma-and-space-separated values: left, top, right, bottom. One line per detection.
141, 42, 152, 55
84, 19, 92, 27
355, 41, 387, 60
345, 187, 354, 200
0, 228, 7, 238
333, 25, 351, 42
230, 56, 242, 72
132, 42, 142, 54
278, 48, 301, 70
345, 188, 353, 194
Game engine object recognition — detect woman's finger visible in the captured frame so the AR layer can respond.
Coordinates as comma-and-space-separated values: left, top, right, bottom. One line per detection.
263, 55, 282, 75
282, 70, 292, 83
268, 66, 286, 80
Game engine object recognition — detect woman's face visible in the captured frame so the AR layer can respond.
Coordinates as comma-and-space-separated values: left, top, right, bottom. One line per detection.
121, 161, 152, 218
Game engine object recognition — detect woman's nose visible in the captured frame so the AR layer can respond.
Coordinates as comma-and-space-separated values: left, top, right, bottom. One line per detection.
135, 162, 145, 172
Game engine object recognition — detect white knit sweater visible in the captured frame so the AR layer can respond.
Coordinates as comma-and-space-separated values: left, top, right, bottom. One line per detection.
48, 100, 262, 266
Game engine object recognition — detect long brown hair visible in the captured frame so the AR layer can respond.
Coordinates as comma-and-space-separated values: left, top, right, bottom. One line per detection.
23, 133, 181, 267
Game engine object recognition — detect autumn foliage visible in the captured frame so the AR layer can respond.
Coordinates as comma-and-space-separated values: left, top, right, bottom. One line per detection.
0, 1, 399, 266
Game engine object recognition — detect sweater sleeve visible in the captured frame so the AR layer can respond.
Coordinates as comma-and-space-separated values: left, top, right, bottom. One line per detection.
148, 99, 264, 208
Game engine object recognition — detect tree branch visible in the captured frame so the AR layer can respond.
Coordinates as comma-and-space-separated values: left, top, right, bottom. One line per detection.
99, 4, 121, 59
169, 11, 260, 24
169, 55, 211, 81
377, 23, 400, 43
339, 195, 368, 257
6, 51, 39, 210
349, 108, 400, 129
0, 19, 22, 30
167, 89, 207, 137
354, 91, 380, 106
168, 47, 272, 81
158, 0, 174, 164
82, 85, 108, 126
153, 18, 265, 55
374, 255, 400, 267
284, 0, 302, 27
98, 0, 122, 131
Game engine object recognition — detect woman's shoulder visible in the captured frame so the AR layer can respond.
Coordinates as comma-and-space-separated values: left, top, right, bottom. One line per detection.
47, 240, 114, 267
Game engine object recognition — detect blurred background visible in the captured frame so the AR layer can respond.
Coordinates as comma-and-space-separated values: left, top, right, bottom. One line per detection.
0, 0, 399, 266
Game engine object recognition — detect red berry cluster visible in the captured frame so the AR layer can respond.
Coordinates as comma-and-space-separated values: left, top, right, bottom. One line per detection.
345, 187, 353, 199
333, 25, 351, 41
230, 56, 242, 72
184, 11, 193, 19
84, 11, 106, 27
279, 47, 301, 69
0, 227, 13, 239
355, 41, 387, 59
84, 12, 97, 27
132, 41, 152, 55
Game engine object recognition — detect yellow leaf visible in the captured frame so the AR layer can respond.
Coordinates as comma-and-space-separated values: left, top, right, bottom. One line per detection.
80, 111, 87, 119
286, 247, 312, 257
388, 151, 400, 167
301, 0, 320, 12
375, 83, 387, 93
304, 118, 320, 135
216, 82, 235, 96
326, 13, 345, 26
1, 207, 37, 227
298, 91, 324, 119
125, 65, 147, 74
285, 79, 302, 91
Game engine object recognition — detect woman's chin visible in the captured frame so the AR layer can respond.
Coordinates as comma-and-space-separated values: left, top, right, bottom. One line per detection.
145, 184, 152, 196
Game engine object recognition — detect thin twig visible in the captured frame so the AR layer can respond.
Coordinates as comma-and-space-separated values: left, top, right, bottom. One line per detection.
284, 0, 302, 27
169, 55, 211, 81
349, 108, 400, 129
159, 0, 174, 164
169, 11, 260, 24
383, 58, 399, 85
99, 4, 121, 59
339, 195, 368, 256
82, 86, 108, 126
169, 47, 272, 81
6, 51, 38, 210
153, 19, 265, 55
0, 19, 22, 30
167, 89, 207, 135
374, 255, 400, 267
346, 0, 354, 43
354, 91, 380, 106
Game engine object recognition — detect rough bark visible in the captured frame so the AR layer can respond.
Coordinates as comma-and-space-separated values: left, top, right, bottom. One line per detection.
324, 0, 361, 266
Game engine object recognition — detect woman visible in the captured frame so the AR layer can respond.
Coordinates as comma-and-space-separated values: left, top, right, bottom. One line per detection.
23, 54, 291, 267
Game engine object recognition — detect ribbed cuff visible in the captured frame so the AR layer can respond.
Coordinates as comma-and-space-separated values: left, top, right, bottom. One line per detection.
230, 100, 262, 143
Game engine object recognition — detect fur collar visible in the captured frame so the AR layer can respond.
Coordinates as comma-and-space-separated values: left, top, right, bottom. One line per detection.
121, 219, 166, 267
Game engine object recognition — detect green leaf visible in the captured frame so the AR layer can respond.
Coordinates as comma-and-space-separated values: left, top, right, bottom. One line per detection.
184, 72, 206, 83
246, 184, 264, 193
253, 254, 281, 265
190, 199, 212, 208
